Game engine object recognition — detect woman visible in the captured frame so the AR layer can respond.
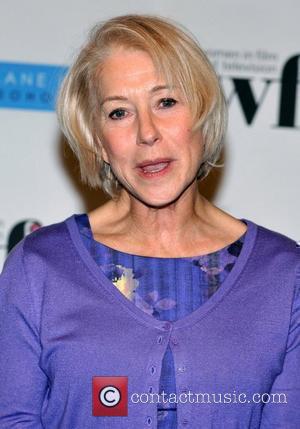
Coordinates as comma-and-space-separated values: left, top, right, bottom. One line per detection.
0, 14, 299, 428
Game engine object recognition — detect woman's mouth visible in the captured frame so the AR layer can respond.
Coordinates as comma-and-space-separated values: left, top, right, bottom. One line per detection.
136, 159, 173, 178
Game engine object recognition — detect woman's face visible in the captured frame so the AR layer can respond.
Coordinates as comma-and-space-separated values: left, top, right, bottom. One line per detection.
98, 47, 204, 207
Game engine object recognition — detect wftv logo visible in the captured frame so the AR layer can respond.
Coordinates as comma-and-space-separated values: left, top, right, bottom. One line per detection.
92, 376, 128, 417
221, 54, 300, 128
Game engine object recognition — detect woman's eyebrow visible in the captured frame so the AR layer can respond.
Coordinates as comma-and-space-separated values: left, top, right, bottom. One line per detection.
100, 85, 174, 107
100, 95, 128, 107
150, 84, 174, 93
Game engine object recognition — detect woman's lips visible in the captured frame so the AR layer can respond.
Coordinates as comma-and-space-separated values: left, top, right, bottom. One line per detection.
141, 162, 170, 173
136, 158, 173, 168
136, 160, 173, 178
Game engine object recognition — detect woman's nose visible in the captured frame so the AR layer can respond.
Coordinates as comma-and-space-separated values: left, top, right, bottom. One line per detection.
136, 110, 161, 146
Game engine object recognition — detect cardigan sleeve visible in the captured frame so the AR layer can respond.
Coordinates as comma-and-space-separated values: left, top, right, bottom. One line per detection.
0, 241, 47, 428
260, 263, 300, 428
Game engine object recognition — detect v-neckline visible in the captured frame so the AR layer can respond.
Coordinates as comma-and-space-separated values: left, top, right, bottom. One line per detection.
66, 214, 258, 331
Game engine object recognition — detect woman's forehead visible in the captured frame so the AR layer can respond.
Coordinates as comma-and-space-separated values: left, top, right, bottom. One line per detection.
101, 47, 155, 73
99, 49, 167, 93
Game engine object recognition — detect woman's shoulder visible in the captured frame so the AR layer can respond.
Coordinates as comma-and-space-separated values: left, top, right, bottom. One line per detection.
246, 218, 300, 270
4, 215, 75, 270
22, 215, 73, 250
252, 219, 299, 249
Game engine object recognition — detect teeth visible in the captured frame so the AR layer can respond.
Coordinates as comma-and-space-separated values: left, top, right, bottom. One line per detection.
141, 162, 169, 173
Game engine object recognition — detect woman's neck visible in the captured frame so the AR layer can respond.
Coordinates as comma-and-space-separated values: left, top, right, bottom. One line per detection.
116, 183, 207, 241
88, 184, 246, 258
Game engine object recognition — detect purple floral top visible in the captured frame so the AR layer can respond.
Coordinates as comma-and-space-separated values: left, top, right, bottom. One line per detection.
75, 214, 246, 428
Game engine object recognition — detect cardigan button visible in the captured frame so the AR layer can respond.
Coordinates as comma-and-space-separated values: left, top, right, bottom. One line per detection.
178, 365, 186, 373
149, 365, 156, 375
162, 322, 172, 330
182, 418, 188, 425
171, 337, 178, 345
146, 416, 152, 425
157, 335, 163, 344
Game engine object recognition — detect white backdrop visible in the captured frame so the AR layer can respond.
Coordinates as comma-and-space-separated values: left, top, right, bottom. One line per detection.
1, 0, 299, 267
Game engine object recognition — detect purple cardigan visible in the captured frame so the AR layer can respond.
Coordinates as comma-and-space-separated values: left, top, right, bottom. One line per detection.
0, 215, 300, 428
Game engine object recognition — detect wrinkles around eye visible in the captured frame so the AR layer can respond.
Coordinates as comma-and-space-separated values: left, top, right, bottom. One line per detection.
159, 98, 177, 108
108, 109, 127, 120
107, 97, 178, 120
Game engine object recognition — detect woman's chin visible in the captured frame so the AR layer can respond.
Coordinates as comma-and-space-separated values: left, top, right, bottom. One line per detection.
120, 176, 198, 208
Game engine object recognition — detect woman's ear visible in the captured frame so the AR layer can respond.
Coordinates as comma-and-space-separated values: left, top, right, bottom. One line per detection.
100, 145, 109, 164
96, 135, 110, 164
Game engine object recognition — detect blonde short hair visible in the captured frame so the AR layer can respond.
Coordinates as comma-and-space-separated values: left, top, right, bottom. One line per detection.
57, 14, 227, 199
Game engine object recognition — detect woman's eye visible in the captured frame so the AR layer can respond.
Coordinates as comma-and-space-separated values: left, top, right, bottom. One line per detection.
108, 109, 127, 120
159, 98, 177, 108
